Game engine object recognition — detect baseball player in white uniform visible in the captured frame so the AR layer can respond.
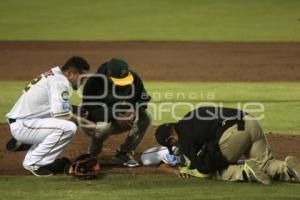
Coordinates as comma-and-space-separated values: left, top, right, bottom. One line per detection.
6, 56, 95, 177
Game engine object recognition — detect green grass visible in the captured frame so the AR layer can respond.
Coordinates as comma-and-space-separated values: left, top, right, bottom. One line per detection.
145, 82, 300, 134
1, 81, 300, 134
0, 175, 299, 200
0, 0, 300, 41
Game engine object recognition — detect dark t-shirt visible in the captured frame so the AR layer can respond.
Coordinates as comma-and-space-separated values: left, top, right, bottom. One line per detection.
82, 62, 151, 122
174, 107, 246, 172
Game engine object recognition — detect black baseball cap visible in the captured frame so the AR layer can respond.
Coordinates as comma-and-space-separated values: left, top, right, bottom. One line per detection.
155, 123, 174, 154
107, 58, 134, 86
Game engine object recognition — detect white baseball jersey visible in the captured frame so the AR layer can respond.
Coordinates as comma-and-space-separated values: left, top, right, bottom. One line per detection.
6, 67, 72, 120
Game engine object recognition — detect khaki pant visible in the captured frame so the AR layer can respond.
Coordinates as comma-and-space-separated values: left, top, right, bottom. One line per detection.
216, 115, 290, 182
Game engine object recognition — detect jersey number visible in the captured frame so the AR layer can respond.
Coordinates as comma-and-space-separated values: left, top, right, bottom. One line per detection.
23, 75, 42, 92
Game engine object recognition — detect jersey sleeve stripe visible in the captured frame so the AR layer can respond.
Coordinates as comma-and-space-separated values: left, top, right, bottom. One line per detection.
52, 111, 71, 117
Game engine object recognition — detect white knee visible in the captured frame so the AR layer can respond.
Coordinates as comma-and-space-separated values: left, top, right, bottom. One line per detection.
62, 121, 77, 135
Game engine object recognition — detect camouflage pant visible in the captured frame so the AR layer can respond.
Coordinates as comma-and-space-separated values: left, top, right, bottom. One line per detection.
88, 111, 151, 156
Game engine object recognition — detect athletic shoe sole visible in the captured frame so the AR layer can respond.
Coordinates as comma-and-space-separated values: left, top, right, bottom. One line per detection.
112, 155, 140, 168
123, 161, 140, 168
112, 158, 140, 167
23, 165, 53, 177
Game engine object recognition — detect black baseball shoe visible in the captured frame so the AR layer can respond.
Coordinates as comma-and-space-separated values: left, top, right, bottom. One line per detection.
285, 156, 300, 183
112, 150, 140, 167
5, 137, 32, 152
23, 164, 53, 177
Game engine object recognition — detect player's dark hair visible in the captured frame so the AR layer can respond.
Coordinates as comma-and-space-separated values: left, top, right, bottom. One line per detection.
61, 56, 90, 73
155, 123, 175, 154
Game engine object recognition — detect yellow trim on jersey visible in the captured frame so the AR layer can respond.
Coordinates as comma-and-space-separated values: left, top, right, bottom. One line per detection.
52, 111, 71, 117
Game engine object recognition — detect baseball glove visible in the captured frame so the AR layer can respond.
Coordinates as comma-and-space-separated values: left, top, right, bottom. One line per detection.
65, 154, 100, 179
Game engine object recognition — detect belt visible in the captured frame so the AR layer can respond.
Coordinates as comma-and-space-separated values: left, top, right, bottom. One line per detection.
8, 118, 16, 124
215, 113, 246, 141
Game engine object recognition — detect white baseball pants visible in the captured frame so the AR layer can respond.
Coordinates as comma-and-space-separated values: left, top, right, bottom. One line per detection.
8, 118, 77, 171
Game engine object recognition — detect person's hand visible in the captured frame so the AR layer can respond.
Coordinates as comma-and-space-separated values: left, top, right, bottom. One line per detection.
176, 167, 191, 178
116, 110, 135, 129
176, 171, 191, 178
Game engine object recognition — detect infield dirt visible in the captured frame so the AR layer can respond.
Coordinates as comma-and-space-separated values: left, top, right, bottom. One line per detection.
0, 42, 299, 175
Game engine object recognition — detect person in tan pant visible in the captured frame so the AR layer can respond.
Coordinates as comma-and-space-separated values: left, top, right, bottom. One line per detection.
155, 107, 300, 185
217, 114, 297, 184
